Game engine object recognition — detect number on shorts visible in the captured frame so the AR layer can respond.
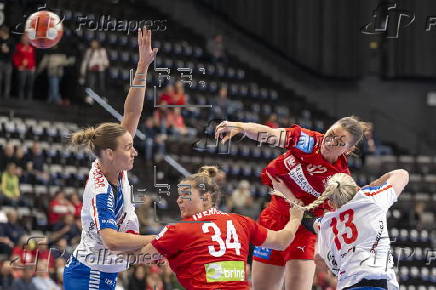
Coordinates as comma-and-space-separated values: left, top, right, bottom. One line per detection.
202, 220, 241, 257
329, 209, 359, 250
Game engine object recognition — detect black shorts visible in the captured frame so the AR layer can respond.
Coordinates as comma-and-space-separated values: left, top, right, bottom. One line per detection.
343, 278, 388, 290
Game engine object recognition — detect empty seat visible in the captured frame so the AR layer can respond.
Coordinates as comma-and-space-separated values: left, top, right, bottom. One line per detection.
20, 184, 33, 195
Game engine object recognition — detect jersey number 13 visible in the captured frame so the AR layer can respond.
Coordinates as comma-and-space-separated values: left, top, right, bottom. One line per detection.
329, 209, 359, 250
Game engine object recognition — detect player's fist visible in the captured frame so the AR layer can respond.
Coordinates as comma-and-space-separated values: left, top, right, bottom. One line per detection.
289, 202, 305, 221
266, 172, 299, 203
215, 121, 244, 144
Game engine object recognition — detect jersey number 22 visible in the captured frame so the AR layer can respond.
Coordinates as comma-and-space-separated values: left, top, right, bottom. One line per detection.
202, 220, 241, 257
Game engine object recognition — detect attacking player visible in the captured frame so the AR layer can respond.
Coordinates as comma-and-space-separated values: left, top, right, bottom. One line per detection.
277, 169, 409, 290
215, 117, 368, 290
139, 166, 305, 290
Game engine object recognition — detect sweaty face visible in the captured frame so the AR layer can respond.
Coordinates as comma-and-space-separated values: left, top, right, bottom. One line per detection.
320, 125, 354, 160
111, 132, 137, 171
176, 180, 207, 218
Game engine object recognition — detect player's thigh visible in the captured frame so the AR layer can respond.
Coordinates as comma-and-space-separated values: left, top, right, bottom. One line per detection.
251, 260, 284, 290
284, 259, 316, 290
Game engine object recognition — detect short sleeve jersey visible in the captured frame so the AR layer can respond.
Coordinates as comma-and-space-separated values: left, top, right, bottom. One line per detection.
317, 183, 399, 289
72, 160, 139, 273
151, 208, 268, 290
260, 125, 350, 216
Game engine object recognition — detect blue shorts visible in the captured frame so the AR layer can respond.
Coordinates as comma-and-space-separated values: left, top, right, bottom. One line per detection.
63, 256, 118, 290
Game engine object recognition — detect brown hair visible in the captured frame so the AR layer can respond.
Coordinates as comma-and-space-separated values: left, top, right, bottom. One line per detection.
181, 166, 221, 207
290, 173, 360, 211
70, 122, 127, 157
333, 116, 371, 152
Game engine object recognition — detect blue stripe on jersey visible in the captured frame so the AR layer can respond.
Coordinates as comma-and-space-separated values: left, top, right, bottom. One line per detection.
95, 187, 118, 230
361, 182, 388, 191
114, 184, 124, 219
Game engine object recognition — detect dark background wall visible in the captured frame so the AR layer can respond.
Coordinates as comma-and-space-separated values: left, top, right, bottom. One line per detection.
198, 0, 436, 154
200, 0, 436, 80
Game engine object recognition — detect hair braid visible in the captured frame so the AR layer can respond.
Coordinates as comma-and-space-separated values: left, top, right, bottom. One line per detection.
288, 173, 360, 211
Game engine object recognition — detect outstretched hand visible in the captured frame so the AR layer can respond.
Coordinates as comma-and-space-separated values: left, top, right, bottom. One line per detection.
137, 28, 158, 68
214, 121, 244, 144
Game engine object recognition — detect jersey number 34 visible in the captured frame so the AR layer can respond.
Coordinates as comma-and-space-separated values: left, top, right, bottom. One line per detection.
329, 209, 359, 250
202, 220, 241, 257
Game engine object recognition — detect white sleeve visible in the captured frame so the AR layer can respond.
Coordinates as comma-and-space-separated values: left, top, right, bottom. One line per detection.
362, 183, 398, 211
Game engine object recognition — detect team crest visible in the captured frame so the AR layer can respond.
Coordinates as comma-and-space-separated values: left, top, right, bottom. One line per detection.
284, 155, 297, 170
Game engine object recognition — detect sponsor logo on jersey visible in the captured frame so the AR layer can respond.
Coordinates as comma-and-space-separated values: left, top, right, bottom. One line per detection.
101, 219, 117, 226
253, 246, 272, 260
205, 261, 245, 282
370, 220, 384, 253
88, 221, 95, 231
107, 193, 114, 209
327, 251, 339, 275
297, 246, 306, 252
307, 164, 327, 175
340, 246, 356, 258
294, 132, 315, 153
288, 164, 322, 197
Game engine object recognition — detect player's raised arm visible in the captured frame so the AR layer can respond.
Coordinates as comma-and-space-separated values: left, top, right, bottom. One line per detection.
121, 28, 158, 137
366, 169, 409, 196
215, 121, 287, 147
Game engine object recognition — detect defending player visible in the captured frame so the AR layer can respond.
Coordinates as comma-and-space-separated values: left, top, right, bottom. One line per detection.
279, 169, 409, 290
63, 28, 158, 290
215, 117, 368, 290
140, 166, 305, 290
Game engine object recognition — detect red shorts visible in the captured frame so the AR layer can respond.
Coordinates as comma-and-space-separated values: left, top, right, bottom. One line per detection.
252, 195, 317, 266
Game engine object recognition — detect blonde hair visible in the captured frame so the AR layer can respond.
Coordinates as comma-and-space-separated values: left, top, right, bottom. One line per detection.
291, 173, 360, 211
71, 122, 127, 157
182, 166, 221, 207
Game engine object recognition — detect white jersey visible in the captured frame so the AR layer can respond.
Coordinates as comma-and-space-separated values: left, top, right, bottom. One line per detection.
317, 183, 399, 290
72, 160, 140, 273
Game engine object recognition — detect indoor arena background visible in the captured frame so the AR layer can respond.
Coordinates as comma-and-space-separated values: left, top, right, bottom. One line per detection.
0, 0, 436, 289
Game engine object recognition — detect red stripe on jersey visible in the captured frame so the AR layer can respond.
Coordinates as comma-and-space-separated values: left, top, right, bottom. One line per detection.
92, 197, 99, 229
363, 185, 392, 196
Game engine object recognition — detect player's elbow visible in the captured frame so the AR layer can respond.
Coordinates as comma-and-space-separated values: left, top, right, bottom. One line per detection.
393, 169, 410, 186
280, 231, 295, 251
397, 169, 410, 180
99, 229, 119, 251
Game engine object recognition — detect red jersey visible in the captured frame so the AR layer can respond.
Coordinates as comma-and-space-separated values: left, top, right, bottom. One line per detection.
260, 125, 350, 216
151, 208, 268, 290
